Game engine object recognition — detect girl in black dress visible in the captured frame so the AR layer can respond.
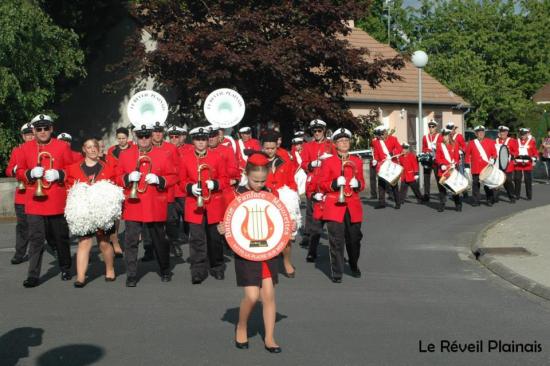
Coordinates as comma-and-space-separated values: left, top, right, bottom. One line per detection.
219, 153, 293, 353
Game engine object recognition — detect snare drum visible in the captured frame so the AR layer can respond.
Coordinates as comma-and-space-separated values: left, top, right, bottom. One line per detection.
378, 160, 403, 186
438, 168, 469, 195
479, 164, 506, 189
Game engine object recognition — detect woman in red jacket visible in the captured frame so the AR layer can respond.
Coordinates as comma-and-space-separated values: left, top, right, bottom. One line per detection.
398, 143, 423, 205
435, 129, 462, 212
66, 138, 117, 287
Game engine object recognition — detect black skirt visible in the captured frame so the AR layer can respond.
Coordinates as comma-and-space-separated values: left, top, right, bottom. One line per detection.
234, 255, 278, 287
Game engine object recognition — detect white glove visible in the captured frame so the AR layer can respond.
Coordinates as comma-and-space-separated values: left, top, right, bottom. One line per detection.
489, 157, 496, 165
239, 175, 248, 186
145, 173, 159, 185
532, 157, 537, 162
191, 183, 202, 197
311, 160, 321, 168
414, 174, 419, 180
128, 171, 141, 182
350, 177, 359, 189
313, 192, 324, 201
441, 165, 447, 171
44, 169, 60, 182
12, 165, 17, 174
371, 159, 377, 167
336, 176, 346, 187
205, 180, 215, 190
30, 166, 44, 179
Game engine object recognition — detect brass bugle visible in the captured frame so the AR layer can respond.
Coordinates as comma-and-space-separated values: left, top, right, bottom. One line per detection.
338, 156, 357, 203
129, 155, 152, 199
35, 151, 54, 197
197, 163, 212, 208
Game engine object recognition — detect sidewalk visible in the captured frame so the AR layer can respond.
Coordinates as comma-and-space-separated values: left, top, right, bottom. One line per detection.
473, 204, 550, 300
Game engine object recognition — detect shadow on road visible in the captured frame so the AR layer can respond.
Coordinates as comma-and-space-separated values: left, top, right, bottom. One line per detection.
36, 344, 105, 366
221, 307, 288, 341
0, 327, 44, 366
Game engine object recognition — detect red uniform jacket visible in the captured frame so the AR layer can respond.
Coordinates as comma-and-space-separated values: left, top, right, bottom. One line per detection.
371, 136, 403, 173
291, 146, 303, 168
452, 132, 466, 152
318, 154, 365, 223
154, 141, 180, 203
116, 146, 177, 222
71, 151, 83, 164
66, 160, 117, 188
398, 152, 419, 183
465, 138, 497, 175
6, 145, 26, 205
179, 149, 229, 224
514, 137, 538, 171
300, 139, 335, 174
496, 137, 518, 173
237, 138, 261, 169
305, 172, 324, 220
210, 144, 241, 184
435, 142, 461, 178
16, 138, 73, 216
422, 133, 442, 153
266, 155, 298, 192
107, 142, 134, 165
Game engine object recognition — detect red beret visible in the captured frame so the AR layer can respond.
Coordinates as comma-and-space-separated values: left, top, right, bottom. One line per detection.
248, 153, 269, 166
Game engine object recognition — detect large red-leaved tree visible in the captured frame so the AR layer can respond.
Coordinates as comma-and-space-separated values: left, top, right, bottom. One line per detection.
128, 0, 404, 141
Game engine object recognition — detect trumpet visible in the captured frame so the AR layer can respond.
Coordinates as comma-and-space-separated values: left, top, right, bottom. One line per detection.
17, 180, 26, 191
338, 155, 357, 203
129, 155, 152, 199
197, 163, 212, 208
35, 151, 54, 197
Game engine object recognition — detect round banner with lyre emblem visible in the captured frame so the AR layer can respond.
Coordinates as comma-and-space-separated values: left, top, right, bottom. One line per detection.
224, 191, 292, 261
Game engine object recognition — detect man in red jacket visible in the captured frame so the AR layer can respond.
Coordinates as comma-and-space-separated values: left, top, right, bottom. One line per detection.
57, 132, 81, 163
208, 125, 241, 187
15, 114, 74, 287
151, 121, 183, 259
167, 125, 190, 245
421, 120, 442, 202
299, 119, 335, 249
180, 127, 229, 284
398, 143, 422, 204
371, 125, 403, 209
6, 122, 35, 264
236, 126, 261, 170
464, 125, 497, 206
117, 121, 178, 287
318, 128, 364, 283
107, 127, 133, 164
495, 125, 518, 203
514, 127, 538, 200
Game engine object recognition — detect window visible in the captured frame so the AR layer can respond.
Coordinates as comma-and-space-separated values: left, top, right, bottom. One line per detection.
407, 113, 417, 145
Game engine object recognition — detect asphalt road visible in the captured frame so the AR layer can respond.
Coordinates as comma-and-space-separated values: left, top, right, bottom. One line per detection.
1, 185, 550, 366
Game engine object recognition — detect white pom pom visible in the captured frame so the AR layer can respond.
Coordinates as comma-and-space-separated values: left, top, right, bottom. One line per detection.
65, 182, 95, 236
277, 186, 302, 237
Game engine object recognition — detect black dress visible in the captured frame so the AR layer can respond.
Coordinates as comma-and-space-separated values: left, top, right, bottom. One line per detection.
231, 186, 279, 287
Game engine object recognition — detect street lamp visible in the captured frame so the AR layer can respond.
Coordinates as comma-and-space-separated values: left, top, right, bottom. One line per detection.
412, 50, 428, 188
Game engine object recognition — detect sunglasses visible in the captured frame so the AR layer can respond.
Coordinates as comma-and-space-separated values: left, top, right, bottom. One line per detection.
35, 127, 50, 132
136, 134, 152, 139
313, 129, 324, 133
169, 135, 180, 138
429, 126, 436, 128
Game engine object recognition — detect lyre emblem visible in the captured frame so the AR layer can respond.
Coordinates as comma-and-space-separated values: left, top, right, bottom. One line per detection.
240, 204, 275, 248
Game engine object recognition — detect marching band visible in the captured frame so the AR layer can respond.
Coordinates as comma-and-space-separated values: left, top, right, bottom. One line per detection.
4, 89, 546, 352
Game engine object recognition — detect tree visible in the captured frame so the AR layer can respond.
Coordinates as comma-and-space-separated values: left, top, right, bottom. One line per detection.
0, 0, 85, 172
387, 0, 550, 129
128, 0, 404, 142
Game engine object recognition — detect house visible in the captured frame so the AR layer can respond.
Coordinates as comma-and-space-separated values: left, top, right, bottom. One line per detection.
533, 83, 550, 104
344, 25, 469, 146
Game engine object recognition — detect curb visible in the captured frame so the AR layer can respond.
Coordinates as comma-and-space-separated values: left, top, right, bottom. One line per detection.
471, 207, 550, 302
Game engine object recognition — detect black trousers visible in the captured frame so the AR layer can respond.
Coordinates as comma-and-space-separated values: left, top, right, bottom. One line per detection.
471, 174, 494, 204
423, 166, 438, 197
26, 214, 71, 279
14, 204, 29, 260
399, 181, 422, 203
165, 201, 179, 244
188, 215, 225, 279
514, 170, 533, 199
301, 198, 314, 245
369, 164, 377, 198
124, 221, 170, 278
378, 177, 399, 205
437, 182, 461, 206
326, 210, 362, 280
307, 205, 326, 258
497, 172, 516, 200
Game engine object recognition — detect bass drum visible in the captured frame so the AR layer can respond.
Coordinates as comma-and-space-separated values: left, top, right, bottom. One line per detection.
480, 164, 506, 189
498, 145, 510, 171
377, 160, 403, 186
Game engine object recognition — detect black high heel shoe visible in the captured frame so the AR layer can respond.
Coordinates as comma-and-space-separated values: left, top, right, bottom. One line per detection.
105, 276, 116, 282
235, 341, 249, 349
264, 345, 282, 353
74, 280, 86, 288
